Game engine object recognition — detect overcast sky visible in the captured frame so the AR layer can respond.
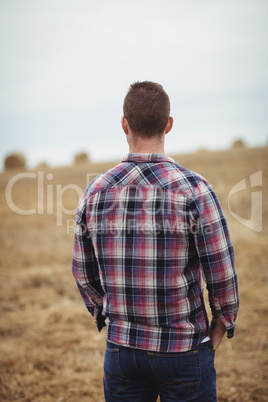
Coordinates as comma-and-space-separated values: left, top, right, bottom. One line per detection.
0, 0, 267, 170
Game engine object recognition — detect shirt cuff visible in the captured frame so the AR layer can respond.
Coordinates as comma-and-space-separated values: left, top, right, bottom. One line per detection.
96, 310, 106, 332
226, 325, 235, 338
210, 316, 236, 338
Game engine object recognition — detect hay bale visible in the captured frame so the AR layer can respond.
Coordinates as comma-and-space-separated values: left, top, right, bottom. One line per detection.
195, 148, 209, 153
35, 162, 49, 170
4, 153, 26, 170
74, 152, 89, 165
232, 139, 246, 149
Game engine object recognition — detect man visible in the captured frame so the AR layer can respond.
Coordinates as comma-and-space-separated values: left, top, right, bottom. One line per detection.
72, 81, 239, 401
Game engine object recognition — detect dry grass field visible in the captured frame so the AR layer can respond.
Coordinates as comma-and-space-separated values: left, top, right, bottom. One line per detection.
0, 146, 267, 401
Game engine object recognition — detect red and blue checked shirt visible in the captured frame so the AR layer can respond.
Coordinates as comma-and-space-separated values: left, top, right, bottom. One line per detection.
72, 153, 239, 352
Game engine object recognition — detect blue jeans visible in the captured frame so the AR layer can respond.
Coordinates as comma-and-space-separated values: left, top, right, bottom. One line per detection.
103, 341, 216, 402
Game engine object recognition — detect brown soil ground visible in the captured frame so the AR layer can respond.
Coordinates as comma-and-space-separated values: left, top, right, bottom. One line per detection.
0, 146, 267, 401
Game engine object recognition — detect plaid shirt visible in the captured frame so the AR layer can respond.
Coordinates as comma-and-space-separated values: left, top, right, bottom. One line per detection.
72, 153, 239, 352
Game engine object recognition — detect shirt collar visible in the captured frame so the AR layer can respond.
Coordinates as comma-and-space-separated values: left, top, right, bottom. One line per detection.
122, 153, 177, 164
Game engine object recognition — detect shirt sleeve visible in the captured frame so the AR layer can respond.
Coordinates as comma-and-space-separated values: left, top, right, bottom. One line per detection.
72, 193, 106, 332
190, 180, 239, 338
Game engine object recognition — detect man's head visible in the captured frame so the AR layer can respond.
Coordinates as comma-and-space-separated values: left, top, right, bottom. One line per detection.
122, 81, 172, 140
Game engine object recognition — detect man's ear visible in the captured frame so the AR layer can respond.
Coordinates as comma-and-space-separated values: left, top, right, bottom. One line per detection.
165, 116, 174, 134
121, 117, 129, 135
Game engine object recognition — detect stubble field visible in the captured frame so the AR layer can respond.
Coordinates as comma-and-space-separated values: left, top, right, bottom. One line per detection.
0, 146, 267, 401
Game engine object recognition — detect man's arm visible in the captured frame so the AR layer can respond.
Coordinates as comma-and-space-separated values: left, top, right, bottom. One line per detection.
190, 180, 239, 347
210, 317, 226, 350
72, 196, 106, 331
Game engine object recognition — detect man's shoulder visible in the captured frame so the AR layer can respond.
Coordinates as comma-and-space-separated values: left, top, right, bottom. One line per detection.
85, 162, 129, 195
75, 162, 125, 220
162, 161, 210, 194
178, 165, 208, 184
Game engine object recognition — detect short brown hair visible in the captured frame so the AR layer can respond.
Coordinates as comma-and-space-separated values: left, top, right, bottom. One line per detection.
123, 81, 170, 139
